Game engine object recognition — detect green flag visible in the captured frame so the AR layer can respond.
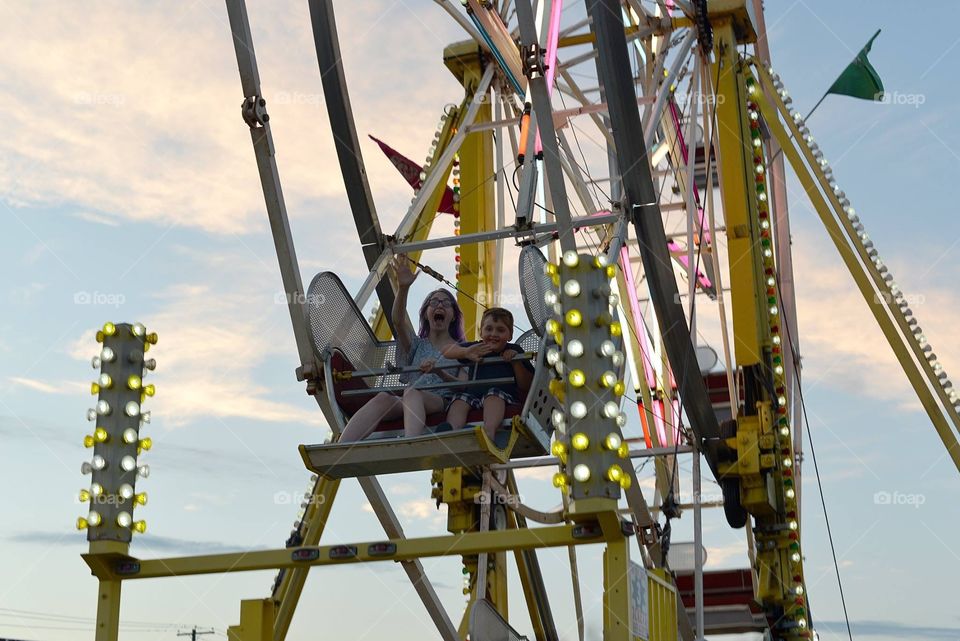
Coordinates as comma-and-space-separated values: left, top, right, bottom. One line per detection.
827, 29, 884, 101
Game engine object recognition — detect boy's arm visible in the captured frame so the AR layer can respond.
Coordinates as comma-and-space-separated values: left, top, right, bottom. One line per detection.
511, 358, 535, 392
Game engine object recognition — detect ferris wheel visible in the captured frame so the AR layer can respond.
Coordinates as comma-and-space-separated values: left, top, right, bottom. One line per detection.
75, 1, 960, 640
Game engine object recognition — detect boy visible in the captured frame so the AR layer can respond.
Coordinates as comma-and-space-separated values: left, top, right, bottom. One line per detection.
440, 307, 534, 440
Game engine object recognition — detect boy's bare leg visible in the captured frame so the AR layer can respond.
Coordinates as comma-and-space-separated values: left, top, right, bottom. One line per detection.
447, 399, 471, 430
339, 392, 403, 442
481, 395, 506, 441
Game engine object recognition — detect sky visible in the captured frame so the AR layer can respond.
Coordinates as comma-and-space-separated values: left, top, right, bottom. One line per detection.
1, 1, 959, 640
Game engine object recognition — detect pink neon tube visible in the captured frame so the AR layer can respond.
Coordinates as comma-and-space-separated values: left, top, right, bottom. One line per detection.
534, 0, 563, 156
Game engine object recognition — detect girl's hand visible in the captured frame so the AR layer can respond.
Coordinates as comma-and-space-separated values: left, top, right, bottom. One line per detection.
392, 254, 418, 288
419, 358, 436, 373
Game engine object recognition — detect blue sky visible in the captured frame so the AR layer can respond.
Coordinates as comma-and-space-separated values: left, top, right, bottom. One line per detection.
1, 1, 958, 640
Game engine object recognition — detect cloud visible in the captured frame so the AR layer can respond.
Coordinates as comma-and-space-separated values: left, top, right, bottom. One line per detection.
6, 529, 263, 556
0, 2, 467, 237
7, 376, 61, 394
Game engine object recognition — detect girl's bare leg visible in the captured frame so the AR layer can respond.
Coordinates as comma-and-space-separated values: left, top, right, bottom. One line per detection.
446, 399, 471, 430
339, 392, 403, 442
403, 388, 447, 437
481, 395, 506, 441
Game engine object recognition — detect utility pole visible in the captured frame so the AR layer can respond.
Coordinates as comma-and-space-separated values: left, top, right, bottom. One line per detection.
177, 627, 215, 641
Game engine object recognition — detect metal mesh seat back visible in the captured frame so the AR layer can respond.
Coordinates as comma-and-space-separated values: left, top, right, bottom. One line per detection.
306, 272, 396, 384
520, 332, 562, 444
516, 329, 540, 354
518, 246, 552, 337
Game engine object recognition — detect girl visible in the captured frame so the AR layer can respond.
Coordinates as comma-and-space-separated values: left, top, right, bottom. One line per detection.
338, 254, 466, 441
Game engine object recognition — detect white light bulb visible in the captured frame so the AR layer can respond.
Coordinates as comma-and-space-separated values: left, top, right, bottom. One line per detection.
546, 347, 560, 366
572, 464, 591, 482
137, 465, 150, 478
125, 401, 140, 417
544, 290, 558, 306
123, 428, 138, 444
563, 280, 581, 297
92, 455, 106, 470
121, 455, 137, 472
566, 340, 584, 358
96, 400, 111, 416
100, 347, 115, 362
599, 340, 616, 357
570, 402, 587, 419
87, 511, 102, 526
602, 401, 620, 418
562, 251, 579, 267
616, 412, 627, 427
91, 355, 101, 369
117, 511, 132, 528
118, 483, 134, 499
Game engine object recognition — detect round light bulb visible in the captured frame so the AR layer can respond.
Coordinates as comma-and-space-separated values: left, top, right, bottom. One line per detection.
602, 401, 620, 418
132, 520, 147, 534
137, 465, 150, 478
571, 433, 590, 451
786, 487, 796, 499
121, 455, 137, 472
123, 428, 138, 444
569, 369, 586, 387
600, 371, 617, 388
91, 482, 103, 496
127, 375, 142, 390
544, 290, 558, 306
96, 400, 111, 416
599, 340, 616, 357
134, 492, 147, 506
616, 412, 627, 427
139, 437, 152, 451
570, 401, 587, 419
610, 322, 622, 337
551, 409, 565, 427
604, 433, 622, 450
131, 322, 146, 337
91, 455, 106, 470
612, 351, 625, 367
552, 473, 568, 488
565, 309, 583, 327
91, 355, 101, 369
562, 251, 579, 267
79, 489, 91, 502
124, 401, 140, 417
551, 441, 567, 458
572, 464, 591, 482
563, 280, 581, 297
87, 511, 102, 526
118, 483, 134, 500
566, 339, 584, 358
606, 464, 623, 482
117, 511, 132, 528
100, 347, 115, 362
98, 373, 112, 388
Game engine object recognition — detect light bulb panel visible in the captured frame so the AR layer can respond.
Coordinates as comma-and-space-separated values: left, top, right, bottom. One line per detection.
84, 321, 150, 543
560, 253, 624, 503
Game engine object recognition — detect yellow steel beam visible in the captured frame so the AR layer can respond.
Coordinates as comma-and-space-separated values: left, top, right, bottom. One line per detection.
602, 538, 631, 641
712, 20, 768, 368
228, 599, 275, 641
94, 580, 121, 641
91, 524, 603, 581
750, 63, 960, 473
445, 46, 496, 338
273, 476, 341, 641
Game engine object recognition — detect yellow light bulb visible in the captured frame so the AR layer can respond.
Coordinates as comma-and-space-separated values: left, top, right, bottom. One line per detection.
548, 379, 564, 398
617, 442, 630, 458
139, 437, 152, 451
146, 332, 158, 345
79, 489, 91, 502
619, 475, 632, 490
76, 516, 89, 531
83, 435, 95, 448
95, 331, 104, 343
565, 309, 583, 327
569, 369, 586, 387
610, 322, 622, 337
613, 381, 626, 397
127, 375, 142, 390
544, 263, 558, 276
551, 441, 567, 459
552, 473, 568, 489
94, 427, 108, 443
606, 464, 623, 482
90, 382, 100, 395
102, 322, 116, 336
571, 433, 590, 451
134, 492, 148, 506
605, 265, 616, 279
132, 520, 147, 534
600, 371, 616, 388
545, 319, 560, 336
143, 384, 155, 397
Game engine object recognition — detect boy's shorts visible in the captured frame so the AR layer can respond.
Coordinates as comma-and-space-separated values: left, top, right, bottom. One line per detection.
451, 387, 520, 409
